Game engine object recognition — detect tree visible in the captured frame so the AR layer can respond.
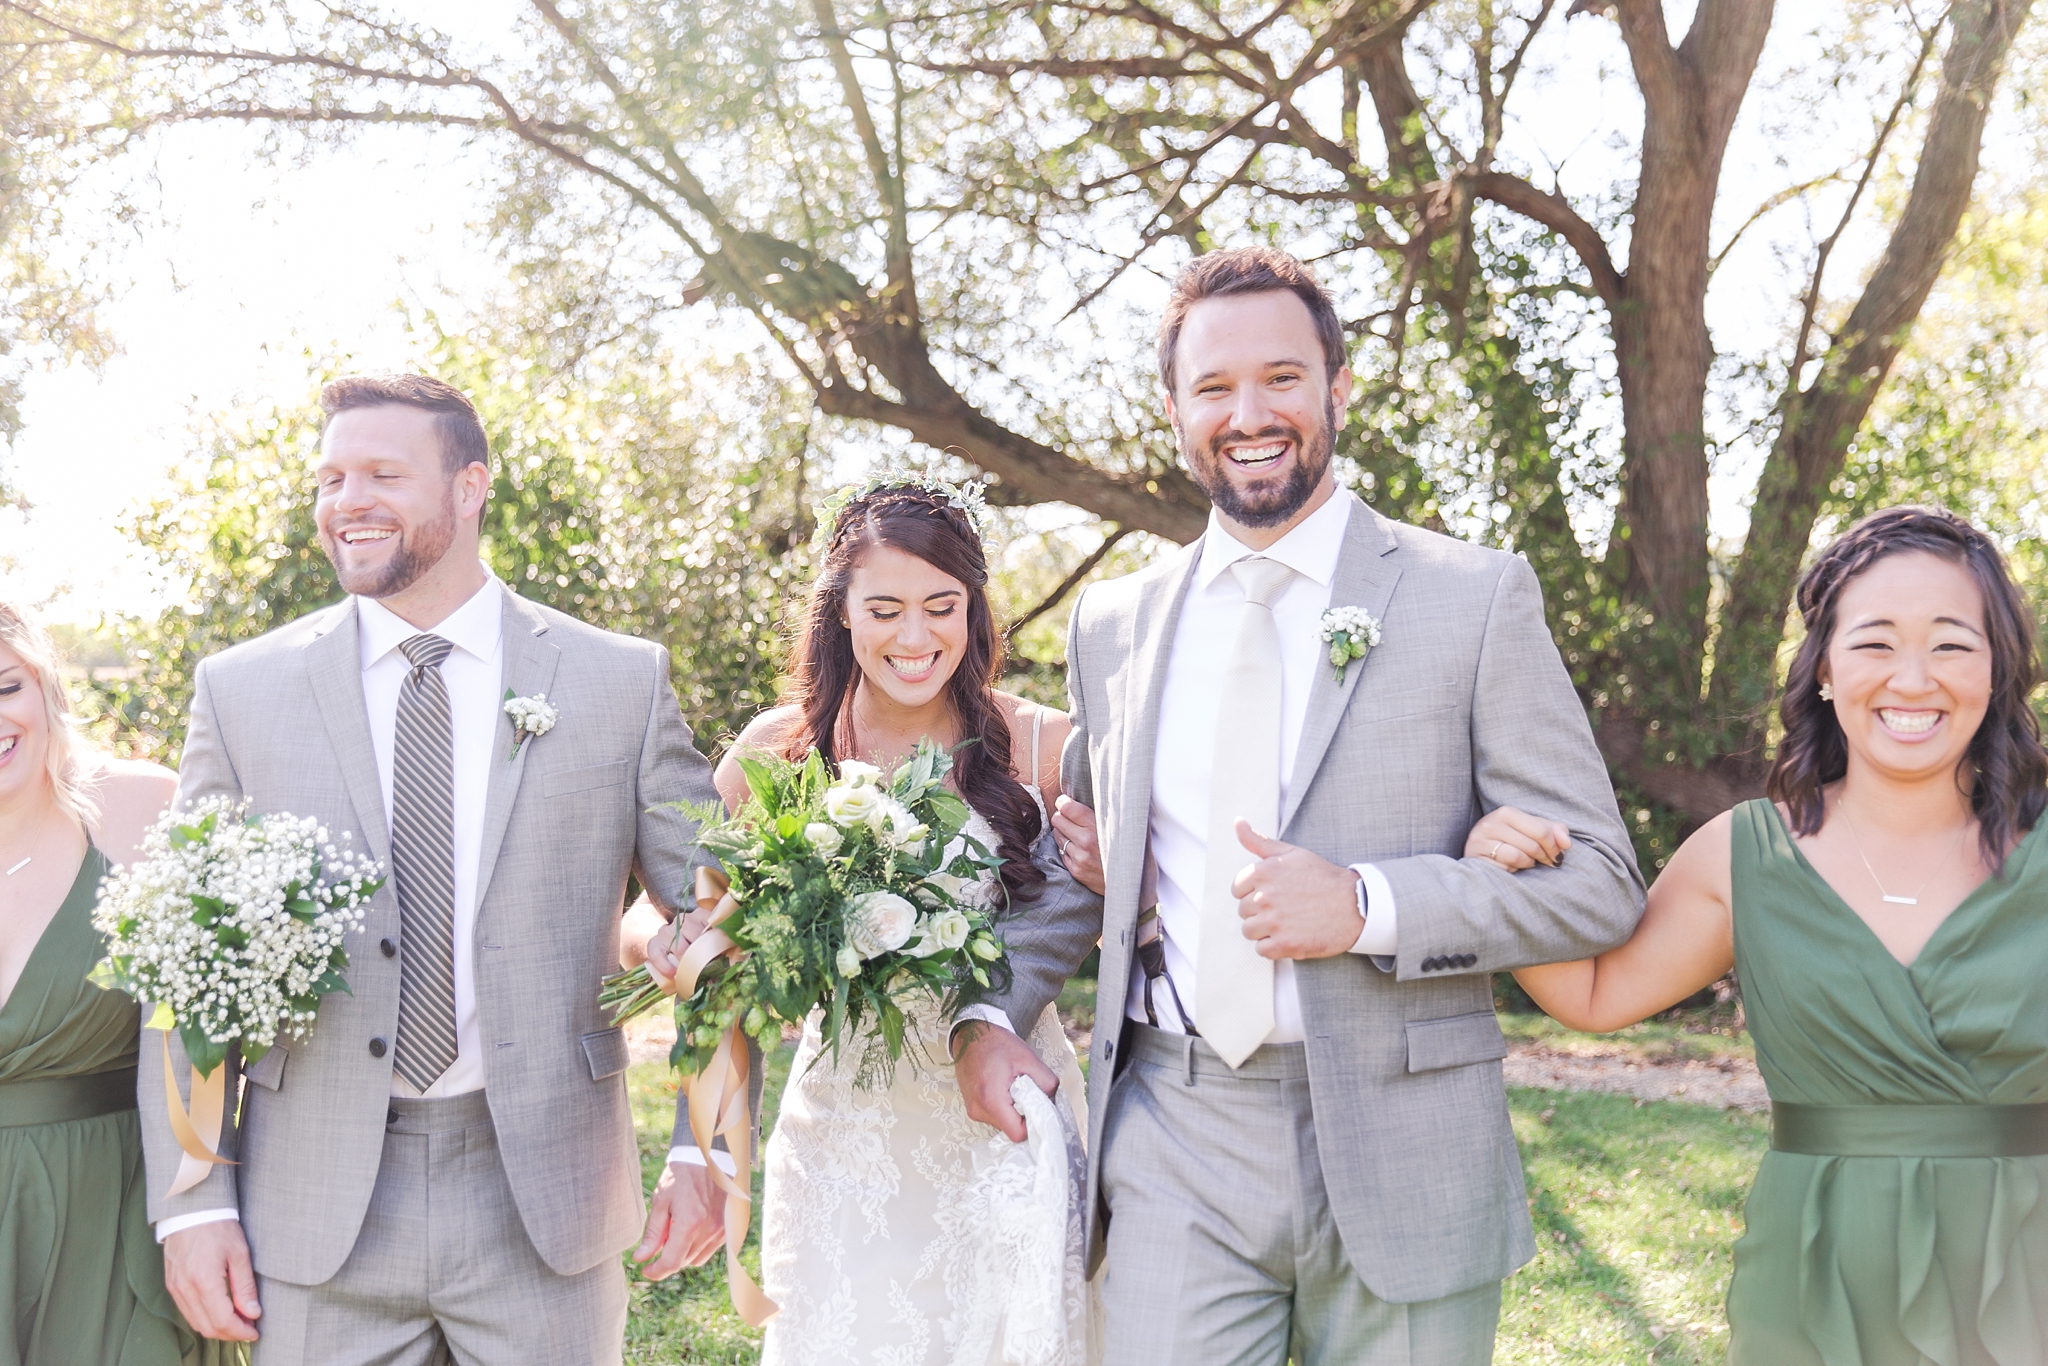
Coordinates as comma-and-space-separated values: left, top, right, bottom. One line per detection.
17, 0, 2043, 837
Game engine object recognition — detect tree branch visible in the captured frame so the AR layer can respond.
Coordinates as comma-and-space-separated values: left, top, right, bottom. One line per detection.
1468, 170, 1624, 305
1003, 526, 1131, 639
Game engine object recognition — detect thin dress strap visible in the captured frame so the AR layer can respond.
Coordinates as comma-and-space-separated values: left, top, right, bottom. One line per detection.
1023, 705, 1050, 829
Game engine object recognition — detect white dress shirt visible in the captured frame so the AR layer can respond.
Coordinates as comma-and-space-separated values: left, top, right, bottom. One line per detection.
950, 488, 1397, 1054
358, 579, 503, 1098
159, 576, 504, 1239
1129, 489, 1395, 1045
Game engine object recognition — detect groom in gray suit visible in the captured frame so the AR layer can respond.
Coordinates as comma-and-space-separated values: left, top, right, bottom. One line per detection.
143, 375, 722, 1363
955, 247, 1644, 1363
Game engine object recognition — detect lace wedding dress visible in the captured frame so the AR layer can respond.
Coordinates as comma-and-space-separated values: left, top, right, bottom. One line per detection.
758, 795, 1096, 1366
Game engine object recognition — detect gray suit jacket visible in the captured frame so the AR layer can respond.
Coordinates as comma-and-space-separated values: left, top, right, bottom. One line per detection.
989, 500, 1645, 1303
140, 586, 719, 1284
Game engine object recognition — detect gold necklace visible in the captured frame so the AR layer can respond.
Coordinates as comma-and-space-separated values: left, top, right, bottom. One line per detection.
1837, 801, 1967, 907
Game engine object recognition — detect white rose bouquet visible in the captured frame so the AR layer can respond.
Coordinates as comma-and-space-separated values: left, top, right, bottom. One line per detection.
600, 738, 1010, 1084
90, 798, 382, 1195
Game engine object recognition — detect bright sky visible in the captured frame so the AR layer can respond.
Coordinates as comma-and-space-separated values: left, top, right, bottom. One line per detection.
0, 3, 1980, 625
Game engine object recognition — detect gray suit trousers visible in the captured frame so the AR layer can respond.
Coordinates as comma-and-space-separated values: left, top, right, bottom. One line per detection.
251, 1092, 627, 1366
1099, 1026, 1500, 1366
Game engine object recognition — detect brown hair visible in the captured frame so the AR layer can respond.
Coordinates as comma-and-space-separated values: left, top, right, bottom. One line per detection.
0, 600, 101, 826
1158, 246, 1347, 396
1768, 505, 2046, 871
782, 487, 1045, 903
320, 374, 490, 475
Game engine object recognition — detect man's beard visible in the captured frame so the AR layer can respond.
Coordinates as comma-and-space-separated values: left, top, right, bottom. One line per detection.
322, 497, 458, 599
1183, 392, 1337, 529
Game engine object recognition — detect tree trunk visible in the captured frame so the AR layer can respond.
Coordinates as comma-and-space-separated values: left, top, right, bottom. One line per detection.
1708, 0, 2036, 747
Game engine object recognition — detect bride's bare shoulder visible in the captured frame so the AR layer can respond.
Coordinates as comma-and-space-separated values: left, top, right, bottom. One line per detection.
992, 691, 1071, 798
728, 705, 804, 759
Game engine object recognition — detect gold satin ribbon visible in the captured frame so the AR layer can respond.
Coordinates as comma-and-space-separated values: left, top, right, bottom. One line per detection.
157, 1030, 234, 1198
670, 866, 777, 1326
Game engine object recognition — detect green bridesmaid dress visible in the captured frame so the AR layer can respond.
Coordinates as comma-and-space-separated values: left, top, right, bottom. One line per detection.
0, 846, 230, 1366
1728, 799, 2048, 1366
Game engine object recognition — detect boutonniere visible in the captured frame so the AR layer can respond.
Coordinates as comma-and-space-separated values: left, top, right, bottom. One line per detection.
503, 691, 558, 761
1319, 606, 1382, 683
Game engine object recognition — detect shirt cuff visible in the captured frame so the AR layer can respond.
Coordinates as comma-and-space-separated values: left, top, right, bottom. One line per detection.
951, 1005, 1016, 1035
668, 1146, 739, 1176
1350, 863, 1398, 969
156, 1209, 240, 1243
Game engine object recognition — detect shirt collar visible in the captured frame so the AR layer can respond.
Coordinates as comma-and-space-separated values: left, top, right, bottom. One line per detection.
356, 576, 504, 671
1194, 485, 1357, 592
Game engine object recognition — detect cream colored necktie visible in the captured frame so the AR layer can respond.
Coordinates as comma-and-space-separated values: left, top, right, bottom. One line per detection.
1197, 556, 1293, 1067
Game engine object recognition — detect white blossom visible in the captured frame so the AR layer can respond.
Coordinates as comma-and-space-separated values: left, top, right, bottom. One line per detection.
92, 799, 380, 1056
824, 784, 884, 826
845, 890, 918, 958
805, 822, 844, 856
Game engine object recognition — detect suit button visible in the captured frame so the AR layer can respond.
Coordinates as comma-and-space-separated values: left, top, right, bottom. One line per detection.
380, 938, 397, 958
1422, 956, 1439, 971
1461, 953, 1477, 967
387, 1108, 399, 1126
369, 1037, 387, 1058
1103, 1041, 1114, 1061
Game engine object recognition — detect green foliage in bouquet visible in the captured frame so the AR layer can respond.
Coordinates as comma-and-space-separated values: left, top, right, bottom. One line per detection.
602, 739, 1013, 1083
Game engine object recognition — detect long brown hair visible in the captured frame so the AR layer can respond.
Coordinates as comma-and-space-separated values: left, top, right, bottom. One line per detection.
782, 485, 1045, 902
1767, 505, 2046, 871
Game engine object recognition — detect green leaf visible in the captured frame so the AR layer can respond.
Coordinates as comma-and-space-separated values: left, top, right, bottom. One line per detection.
735, 753, 783, 812
86, 958, 121, 992
181, 1024, 228, 1081
311, 966, 351, 996
145, 1001, 175, 1032
241, 1038, 272, 1065
188, 894, 226, 927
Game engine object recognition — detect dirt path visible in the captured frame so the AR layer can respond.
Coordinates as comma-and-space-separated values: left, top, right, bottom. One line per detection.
1505, 1040, 1769, 1112
628, 1005, 1771, 1111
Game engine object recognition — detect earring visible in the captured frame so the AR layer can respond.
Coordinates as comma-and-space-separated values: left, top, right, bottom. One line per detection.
1818, 682, 1834, 702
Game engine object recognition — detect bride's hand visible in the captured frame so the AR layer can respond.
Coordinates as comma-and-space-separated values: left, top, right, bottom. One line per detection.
1051, 795, 1105, 895
1466, 806, 1572, 871
643, 906, 713, 994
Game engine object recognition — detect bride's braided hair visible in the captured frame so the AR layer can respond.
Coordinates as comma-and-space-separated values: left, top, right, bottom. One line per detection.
783, 483, 1046, 903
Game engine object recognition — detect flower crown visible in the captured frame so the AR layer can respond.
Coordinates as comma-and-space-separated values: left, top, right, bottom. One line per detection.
810, 474, 992, 557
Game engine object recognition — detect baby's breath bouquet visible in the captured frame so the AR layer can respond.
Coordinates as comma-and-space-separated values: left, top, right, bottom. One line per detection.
91, 798, 383, 1080
601, 738, 1011, 1082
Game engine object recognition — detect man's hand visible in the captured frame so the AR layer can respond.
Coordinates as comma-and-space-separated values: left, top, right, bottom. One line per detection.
1232, 821, 1366, 960
632, 1161, 728, 1280
951, 1021, 1057, 1143
164, 1220, 261, 1342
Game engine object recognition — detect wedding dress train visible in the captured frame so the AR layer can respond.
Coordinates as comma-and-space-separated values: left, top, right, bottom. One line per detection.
758, 805, 1096, 1366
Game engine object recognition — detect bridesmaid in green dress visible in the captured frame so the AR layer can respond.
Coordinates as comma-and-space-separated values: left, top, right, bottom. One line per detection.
1468, 506, 2048, 1364
0, 602, 227, 1365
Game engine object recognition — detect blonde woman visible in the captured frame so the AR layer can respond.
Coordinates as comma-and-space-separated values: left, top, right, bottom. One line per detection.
0, 601, 225, 1364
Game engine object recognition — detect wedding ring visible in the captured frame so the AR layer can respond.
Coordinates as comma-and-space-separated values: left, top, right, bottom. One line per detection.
1491, 840, 1507, 862
1061, 840, 1074, 859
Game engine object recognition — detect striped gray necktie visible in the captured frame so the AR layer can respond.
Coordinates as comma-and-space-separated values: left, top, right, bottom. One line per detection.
391, 632, 460, 1091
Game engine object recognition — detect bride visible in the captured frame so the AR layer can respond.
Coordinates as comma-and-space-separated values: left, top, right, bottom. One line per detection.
639, 479, 1102, 1365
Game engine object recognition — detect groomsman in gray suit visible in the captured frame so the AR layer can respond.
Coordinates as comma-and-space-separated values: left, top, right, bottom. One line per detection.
954, 247, 1645, 1363
143, 375, 724, 1363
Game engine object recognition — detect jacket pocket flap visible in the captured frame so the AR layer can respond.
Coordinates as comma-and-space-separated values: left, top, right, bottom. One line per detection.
581, 1027, 630, 1082
544, 760, 631, 798
244, 1045, 288, 1091
1404, 1011, 1507, 1074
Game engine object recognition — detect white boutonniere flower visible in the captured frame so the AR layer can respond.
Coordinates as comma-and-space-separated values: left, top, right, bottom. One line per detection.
503, 691, 558, 761
1319, 606, 1382, 683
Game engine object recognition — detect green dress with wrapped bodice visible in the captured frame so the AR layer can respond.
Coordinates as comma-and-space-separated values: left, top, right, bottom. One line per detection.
1728, 799, 2048, 1365
0, 845, 225, 1366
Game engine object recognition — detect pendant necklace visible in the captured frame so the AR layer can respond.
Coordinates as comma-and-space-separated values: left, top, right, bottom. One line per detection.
3, 857, 27, 876
1839, 802, 1965, 906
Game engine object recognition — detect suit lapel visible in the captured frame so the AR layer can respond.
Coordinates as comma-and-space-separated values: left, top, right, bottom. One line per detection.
473, 589, 560, 912
1282, 502, 1403, 834
1110, 540, 1204, 906
305, 601, 392, 868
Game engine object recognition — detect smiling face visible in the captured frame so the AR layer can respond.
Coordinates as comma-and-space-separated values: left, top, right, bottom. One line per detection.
1823, 550, 1994, 789
843, 543, 972, 714
1166, 289, 1353, 537
0, 640, 51, 811
314, 405, 486, 600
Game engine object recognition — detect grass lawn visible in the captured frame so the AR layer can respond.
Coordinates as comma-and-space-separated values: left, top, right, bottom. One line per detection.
620, 1015, 1768, 1364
